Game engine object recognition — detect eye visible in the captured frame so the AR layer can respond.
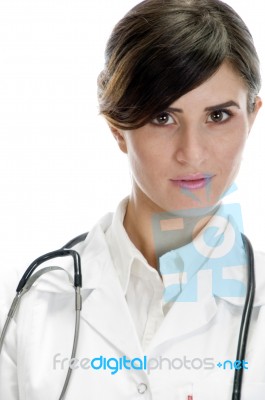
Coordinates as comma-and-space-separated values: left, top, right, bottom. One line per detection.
151, 112, 175, 126
207, 109, 232, 123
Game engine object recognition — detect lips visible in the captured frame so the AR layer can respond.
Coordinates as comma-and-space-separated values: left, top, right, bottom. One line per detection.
170, 173, 213, 190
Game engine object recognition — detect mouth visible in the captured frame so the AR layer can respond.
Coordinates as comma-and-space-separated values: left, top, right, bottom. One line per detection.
170, 173, 214, 190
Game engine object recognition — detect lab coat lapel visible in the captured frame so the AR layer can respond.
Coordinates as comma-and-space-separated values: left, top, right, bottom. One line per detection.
80, 223, 143, 360
31, 216, 143, 359
148, 270, 218, 351
149, 205, 245, 350
80, 218, 218, 356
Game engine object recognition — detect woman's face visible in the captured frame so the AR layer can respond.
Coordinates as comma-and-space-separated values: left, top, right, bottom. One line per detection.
111, 62, 262, 214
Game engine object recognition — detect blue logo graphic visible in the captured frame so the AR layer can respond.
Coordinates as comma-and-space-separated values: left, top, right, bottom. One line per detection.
216, 360, 248, 370
152, 200, 246, 302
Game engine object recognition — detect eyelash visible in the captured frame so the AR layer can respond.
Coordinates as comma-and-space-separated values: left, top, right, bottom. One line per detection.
150, 112, 175, 126
150, 109, 233, 126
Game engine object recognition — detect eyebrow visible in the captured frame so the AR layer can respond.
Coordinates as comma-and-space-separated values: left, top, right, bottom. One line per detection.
204, 101, 240, 112
165, 100, 240, 113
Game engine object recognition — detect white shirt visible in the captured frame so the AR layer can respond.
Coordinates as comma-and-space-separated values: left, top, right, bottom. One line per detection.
106, 197, 165, 350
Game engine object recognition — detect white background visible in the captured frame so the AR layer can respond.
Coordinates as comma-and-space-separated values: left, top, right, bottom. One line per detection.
0, 0, 264, 280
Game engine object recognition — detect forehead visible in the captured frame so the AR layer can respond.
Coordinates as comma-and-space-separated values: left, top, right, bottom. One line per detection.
171, 62, 248, 108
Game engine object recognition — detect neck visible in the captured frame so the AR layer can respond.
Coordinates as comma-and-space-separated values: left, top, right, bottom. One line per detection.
123, 192, 215, 269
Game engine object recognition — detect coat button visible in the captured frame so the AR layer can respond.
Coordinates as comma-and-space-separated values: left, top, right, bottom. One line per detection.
137, 383, 148, 394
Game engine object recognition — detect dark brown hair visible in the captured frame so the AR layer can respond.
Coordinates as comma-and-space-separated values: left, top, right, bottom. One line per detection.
98, 0, 261, 129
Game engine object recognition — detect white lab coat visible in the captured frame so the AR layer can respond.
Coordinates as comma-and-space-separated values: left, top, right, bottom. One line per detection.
1, 212, 265, 400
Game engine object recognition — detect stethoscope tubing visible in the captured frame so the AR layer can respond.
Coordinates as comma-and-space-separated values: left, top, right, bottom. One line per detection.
0, 234, 86, 400
0, 232, 256, 400
232, 234, 256, 400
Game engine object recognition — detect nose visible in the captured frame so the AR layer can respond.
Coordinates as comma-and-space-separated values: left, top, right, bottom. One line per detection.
174, 126, 208, 167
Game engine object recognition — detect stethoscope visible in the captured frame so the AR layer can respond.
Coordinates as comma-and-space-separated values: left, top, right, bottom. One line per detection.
0, 232, 255, 400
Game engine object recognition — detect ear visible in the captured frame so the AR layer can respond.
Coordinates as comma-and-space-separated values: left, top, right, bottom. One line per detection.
109, 125, 128, 154
248, 96, 262, 131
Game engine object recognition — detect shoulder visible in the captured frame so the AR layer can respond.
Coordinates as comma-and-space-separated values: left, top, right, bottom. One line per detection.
253, 250, 265, 306
253, 250, 265, 279
0, 211, 115, 313
0, 268, 19, 331
72, 212, 113, 253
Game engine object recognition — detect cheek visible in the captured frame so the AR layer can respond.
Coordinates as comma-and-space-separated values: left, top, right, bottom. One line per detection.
128, 149, 158, 184
214, 122, 248, 168
126, 136, 162, 174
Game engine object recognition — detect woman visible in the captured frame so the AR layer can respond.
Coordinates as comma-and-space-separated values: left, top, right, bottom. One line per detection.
0, 0, 264, 399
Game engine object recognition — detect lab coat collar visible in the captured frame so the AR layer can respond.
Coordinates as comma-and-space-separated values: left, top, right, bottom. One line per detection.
105, 196, 150, 294
79, 212, 145, 360
28, 202, 265, 358
147, 254, 261, 352
159, 205, 262, 308
219, 250, 265, 308
31, 212, 144, 359
78, 216, 219, 358
30, 212, 114, 294
76, 215, 265, 356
